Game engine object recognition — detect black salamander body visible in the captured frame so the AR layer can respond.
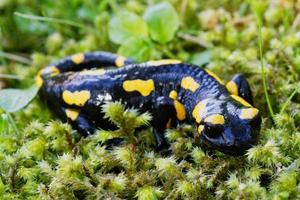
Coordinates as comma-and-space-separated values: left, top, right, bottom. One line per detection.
37, 51, 261, 155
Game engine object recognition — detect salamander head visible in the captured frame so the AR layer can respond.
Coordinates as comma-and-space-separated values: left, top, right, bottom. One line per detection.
192, 95, 261, 155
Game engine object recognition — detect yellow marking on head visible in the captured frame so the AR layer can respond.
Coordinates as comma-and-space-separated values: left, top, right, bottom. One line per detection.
205, 69, 224, 84
35, 75, 43, 88
174, 100, 186, 121
79, 69, 106, 76
240, 108, 259, 120
226, 81, 238, 95
231, 94, 252, 107
169, 90, 178, 100
115, 56, 127, 67
35, 66, 60, 88
204, 114, 225, 125
197, 125, 205, 135
192, 99, 209, 123
71, 53, 85, 64
38, 66, 60, 77
146, 59, 182, 66
62, 90, 91, 106
123, 79, 155, 96
65, 108, 80, 121
35, 70, 43, 88
166, 118, 172, 129
181, 76, 200, 92
41, 66, 60, 76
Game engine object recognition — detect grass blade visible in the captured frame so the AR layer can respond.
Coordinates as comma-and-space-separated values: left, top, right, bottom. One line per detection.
258, 22, 275, 119
279, 87, 298, 114
14, 12, 85, 29
0, 74, 23, 80
0, 51, 31, 65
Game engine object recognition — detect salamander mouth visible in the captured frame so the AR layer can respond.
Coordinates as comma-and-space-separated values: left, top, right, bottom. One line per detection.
198, 126, 260, 156
200, 134, 253, 156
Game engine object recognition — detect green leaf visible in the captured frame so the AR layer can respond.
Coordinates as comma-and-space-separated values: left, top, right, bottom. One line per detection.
118, 37, 154, 62
0, 85, 39, 113
190, 50, 211, 66
144, 2, 179, 44
109, 11, 148, 44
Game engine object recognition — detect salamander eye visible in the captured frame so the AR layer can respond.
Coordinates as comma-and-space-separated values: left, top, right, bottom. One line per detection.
203, 124, 223, 138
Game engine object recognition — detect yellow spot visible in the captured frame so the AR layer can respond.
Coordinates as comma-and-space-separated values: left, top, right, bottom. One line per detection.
240, 108, 259, 120
174, 100, 186, 120
35, 66, 60, 88
197, 125, 205, 135
166, 118, 172, 129
35, 70, 43, 88
226, 81, 238, 95
205, 69, 224, 84
71, 53, 85, 64
62, 90, 91, 106
65, 108, 80, 121
42, 66, 60, 77
35, 75, 43, 88
192, 99, 209, 123
231, 94, 252, 107
204, 114, 225, 125
169, 90, 178, 100
123, 79, 155, 96
146, 59, 182, 66
79, 69, 106, 76
115, 56, 127, 67
181, 76, 200, 92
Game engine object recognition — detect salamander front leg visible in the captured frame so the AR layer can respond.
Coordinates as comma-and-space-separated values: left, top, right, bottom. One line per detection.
226, 74, 254, 105
64, 108, 96, 136
152, 97, 176, 151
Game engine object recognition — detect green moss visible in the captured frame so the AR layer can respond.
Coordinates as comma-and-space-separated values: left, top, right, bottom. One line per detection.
0, 0, 300, 199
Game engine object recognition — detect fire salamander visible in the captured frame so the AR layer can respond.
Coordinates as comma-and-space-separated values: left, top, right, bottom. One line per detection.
36, 51, 261, 155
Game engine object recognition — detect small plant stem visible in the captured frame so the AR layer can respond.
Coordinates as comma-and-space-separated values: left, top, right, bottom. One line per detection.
6, 112, 20, 136
14, 12, 85, 29
9, 166, 17, 192
163, 49, 176, 58
279, 88, 298, 114
0, 74, 23, 80
177, 33, 211, 48
258, 22, 275, 119
64, 130, 75, 151
0, 45, 7, 66
0, 51, 31, 65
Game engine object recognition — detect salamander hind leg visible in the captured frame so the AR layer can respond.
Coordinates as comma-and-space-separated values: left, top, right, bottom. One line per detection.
226, 74, 254, 105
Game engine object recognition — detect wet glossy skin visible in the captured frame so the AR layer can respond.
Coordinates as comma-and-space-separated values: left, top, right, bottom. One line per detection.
37, 51, 261, 155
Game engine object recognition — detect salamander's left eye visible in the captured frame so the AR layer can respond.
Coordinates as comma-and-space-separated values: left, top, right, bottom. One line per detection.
203, 124, 223, 138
